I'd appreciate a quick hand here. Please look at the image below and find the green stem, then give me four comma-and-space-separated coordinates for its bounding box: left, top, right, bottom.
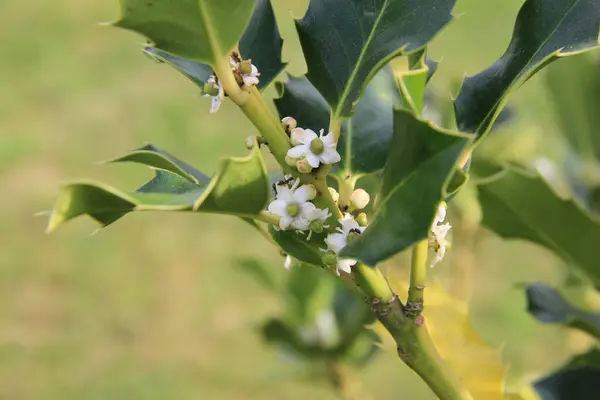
352, 263, 394, 302
377, 298, 473, 400
255, 211, 280, 226
407, 239, 429, 313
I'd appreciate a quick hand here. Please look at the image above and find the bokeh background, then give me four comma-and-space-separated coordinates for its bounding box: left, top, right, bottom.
0, 0, 591, 398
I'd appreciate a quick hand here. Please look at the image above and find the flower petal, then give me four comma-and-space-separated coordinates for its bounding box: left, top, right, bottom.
325, 233, 348, 253
337, 259, 356, 275
306, 152, 321, 168
210, 95, 222, 114
294, 185, 315, 203
277, 187, 294, 203
280, 216, 293, 230
321, 132, 335, 146
287, 145, 308, 159
268, 199, 288, 216
303, 129, 318, 143
319, 149, 341, 165
299, 201, 317, 216
339, 214, 360, 233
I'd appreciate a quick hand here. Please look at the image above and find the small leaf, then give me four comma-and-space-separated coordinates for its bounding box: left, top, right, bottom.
143, 0, 284, 91
455, 0, 600, 138
47, 145, 269, 232
478, 167, 600, 285
342, 110, 471, 265
114, 0, 255, 63
274, 68, 401, 174
526, 283, 600, 339
393, 53, 431, 114
546, 53, 600, 160
534, 348, 600, 400
296, 0, 456, 117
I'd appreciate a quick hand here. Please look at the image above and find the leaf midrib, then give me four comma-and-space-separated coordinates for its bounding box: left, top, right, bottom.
473, 0, 582, 135
333, 0, 389, 117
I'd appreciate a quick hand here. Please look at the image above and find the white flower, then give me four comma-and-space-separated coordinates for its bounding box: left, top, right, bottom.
204, 75, 224, 114
230, 57, 260, 87
286, 128, 341, 168
429, 202, 451, 267
284, 255, 294, 270
268, 179, 317, 230
324, 214, 365, 275
242, 63, 260, 87
304, 208, 331, 240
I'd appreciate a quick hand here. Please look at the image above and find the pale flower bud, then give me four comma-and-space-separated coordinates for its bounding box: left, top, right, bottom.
328, 187, 339, 203
350, 189, 370, 210
285, 155, 298, 167
303, 184, 317, 201
244, 136, 255, 150
280, 117, 297, 134
296, 158, 313, 174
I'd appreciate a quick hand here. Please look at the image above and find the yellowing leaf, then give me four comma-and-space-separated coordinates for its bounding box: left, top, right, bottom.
379, 277, 507, 400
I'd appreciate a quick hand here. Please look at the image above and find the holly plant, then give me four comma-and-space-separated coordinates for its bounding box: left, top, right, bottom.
47, 0, 600, 399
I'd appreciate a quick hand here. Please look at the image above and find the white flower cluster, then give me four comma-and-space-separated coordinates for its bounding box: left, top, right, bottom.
204, 54, 260, 114
322, 213, 366, 275
285, 125, 341, 173
429, 202, 451, 267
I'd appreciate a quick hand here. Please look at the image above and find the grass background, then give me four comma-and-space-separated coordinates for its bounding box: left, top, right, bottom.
0, 0, 589, 398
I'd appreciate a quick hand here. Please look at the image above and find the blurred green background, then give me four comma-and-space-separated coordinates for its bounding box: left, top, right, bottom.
0, 0, 589, 398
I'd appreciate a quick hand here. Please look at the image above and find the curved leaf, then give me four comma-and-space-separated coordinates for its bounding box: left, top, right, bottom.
296, 0, 455, 117
47, 146, 269, 232
455, 0, 600, 137
341, 110, 472, 265
526, 283, 600, 339
143, 0, 284, 91
478, 167, 600, 285
114, 0, 255, 63
270, 227, 324, 266
274, 69, 400, 174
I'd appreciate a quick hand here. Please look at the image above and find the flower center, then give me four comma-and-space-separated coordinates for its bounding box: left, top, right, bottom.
286, 203, 301, 217
238, 60, 253, 75
309, 219, 324, 233
203, 82, 219, 96
321, 251, 338, 266
309, 138, 325, 155
347, 229, 361, 242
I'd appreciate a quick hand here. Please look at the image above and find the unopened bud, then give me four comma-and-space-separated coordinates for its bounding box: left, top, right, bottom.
285, 155, 298, 167
296, 158, 313, 174
356, 212, 368, 227
321, 251, 338, 267
309, 219, 324, 233
328, 187, 339, 203
290, 128, 305, 146
280, 117, 297, 134
309, 138, 325, 155
203, 81, 219, 96
350, 189, 370, 210
238, 60, 253, 75
303, 184, 317, 201
244, 136, 255, 150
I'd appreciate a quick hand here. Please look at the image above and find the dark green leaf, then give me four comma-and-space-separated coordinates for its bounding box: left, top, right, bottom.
47, 145, 269, 232
270, 226, 324, 266
296, 0, 455, 117
143, 0, 284, 91
478, 167, 600, 285
114, 0, 255, 63
526, 283, 600, 339
547, 54, 600, 160
342, 109, 471, 265
455, 0, 600, 138
534, 348, 600, 400
274, 69, 401, 174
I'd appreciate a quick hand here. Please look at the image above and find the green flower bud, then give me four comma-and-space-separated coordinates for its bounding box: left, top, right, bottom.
285, 155, 298, 167
238, 60, 253, 75
309, 138, 325, 155
286, 203, 300, 217
203, 82, 219, 96
309, 219, 324, 233
296, 158, 313, 174
321, 251, 338, 266
356, 212, 368, 227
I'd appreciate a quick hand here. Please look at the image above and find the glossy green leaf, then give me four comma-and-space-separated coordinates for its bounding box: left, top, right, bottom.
296, 0, 455, 117
395, 51, 433, 114
534, 348, 600, 400
143, 0, 284, 91
47, 145, 269, 232
341, 109, 472, 265
455, 0, 600, 137
274, 68, 401, 174
546, 53, 600, 160
478, 167, 600, 285
114, 0, 255, 63
526, 283, 600, 339
270, 226, 325, 266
